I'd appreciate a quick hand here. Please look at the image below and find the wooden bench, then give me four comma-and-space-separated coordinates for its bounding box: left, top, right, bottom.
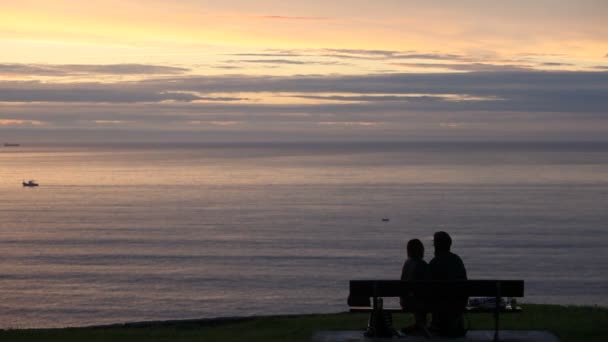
348, 280, 524, 341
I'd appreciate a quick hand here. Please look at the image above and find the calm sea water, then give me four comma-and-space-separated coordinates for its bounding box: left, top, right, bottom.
0, 142, 607, 328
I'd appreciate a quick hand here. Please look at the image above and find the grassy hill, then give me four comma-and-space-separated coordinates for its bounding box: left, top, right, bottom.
1, 304, 606, 342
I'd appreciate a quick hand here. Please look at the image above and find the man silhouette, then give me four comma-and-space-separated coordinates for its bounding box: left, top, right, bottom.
429, 231, 467, 337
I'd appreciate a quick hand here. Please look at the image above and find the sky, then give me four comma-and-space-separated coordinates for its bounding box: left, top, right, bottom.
1, 0, 607, 142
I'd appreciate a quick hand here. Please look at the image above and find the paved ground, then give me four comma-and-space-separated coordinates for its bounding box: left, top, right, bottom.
312, 330, 559, 342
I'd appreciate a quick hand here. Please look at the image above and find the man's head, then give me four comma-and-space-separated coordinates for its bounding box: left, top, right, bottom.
433, 231, 452, 254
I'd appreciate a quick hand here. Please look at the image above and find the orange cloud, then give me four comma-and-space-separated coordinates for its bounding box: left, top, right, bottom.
189, 121, 242, 126
94, 120, 131, 124
318, 121, 380, 127
209, 121, 242, 126
0, 119, 43, 126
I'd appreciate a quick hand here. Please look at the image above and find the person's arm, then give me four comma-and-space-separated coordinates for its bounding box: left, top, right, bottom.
400, 260, 408, 308
400, 260, 408, 280
457, 256, 467, 280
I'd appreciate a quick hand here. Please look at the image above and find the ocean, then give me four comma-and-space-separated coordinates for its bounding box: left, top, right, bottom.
0, 141, 607, 328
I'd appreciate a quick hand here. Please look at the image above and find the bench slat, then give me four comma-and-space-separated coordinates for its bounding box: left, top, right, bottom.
350, 280, 524, 298
348, 306, 523, 313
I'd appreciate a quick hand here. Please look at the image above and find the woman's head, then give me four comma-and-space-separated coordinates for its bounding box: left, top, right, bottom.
407, 239, 424, 259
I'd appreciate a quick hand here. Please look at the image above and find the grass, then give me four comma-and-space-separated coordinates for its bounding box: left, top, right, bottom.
0, 304, 606, 341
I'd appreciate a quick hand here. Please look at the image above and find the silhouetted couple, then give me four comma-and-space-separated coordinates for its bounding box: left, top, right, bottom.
400, 231, 467, 337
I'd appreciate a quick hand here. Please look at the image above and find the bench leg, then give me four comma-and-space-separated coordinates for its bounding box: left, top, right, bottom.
494, 282, 501, 342
494, 310, 499, 341
367, 297, 381, 336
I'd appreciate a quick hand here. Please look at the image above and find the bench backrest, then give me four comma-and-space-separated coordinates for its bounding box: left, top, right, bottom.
350, 280, 524, 298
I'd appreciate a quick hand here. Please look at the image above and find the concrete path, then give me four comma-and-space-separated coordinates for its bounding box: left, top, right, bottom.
312, 330, 559, 342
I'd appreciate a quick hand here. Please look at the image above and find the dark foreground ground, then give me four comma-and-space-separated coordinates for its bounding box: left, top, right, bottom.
1, 304, 606, 342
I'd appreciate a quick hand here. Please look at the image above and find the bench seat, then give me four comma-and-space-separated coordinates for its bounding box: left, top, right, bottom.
348, 305, 523, 313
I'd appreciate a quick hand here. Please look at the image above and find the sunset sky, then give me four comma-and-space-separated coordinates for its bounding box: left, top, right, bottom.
1, 0, 607, 142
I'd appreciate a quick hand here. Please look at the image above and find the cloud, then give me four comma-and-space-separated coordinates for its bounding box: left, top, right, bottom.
0, 84, 246, 103
289, 93, 500, 104
0, 87, 200, 103
392, 53, 465, 60
322, 49, 398, 58
5, 101, 608, 142
541, 62, 573, 66
63, 64, 190, 75
2, 71, 607, 134
313, 50, 469, 62
229, 59, 308, 65
138, 71, 605, 99
211, 65, 243, 70
188, 120, 242, 126
439, 122, 465, 129
0, 119, 43, 126
0, 63, 190, 77
318, 121, 380, 127
389, 62, 531, 72
227, 49, 467, 62
222, 49, 600, 72
227, 49, 393, 63
94, 120, 132, 124
208, 121, 242, 126
194, 96, 249, 102
294, 94, 413, 102
290, 94, 452, 103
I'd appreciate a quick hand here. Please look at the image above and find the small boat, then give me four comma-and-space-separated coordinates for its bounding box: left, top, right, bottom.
381, 218, 390, 222
22, 180, 39, 187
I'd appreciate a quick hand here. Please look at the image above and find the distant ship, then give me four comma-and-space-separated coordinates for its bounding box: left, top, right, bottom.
22, 180, 39, 187
4, 143, 20, 147
381, 218, 390, 222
